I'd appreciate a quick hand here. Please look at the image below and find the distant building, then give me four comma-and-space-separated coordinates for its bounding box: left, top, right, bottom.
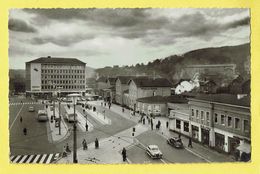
188, 94, 250, 155
25, 56, 86, 97
115, 76, 134, 105
128, 77, 172, 111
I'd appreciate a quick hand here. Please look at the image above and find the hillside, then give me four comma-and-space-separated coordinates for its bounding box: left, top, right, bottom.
96, 43, 250, 83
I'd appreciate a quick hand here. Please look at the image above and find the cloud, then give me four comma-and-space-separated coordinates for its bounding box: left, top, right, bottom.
8, 18, 37, 33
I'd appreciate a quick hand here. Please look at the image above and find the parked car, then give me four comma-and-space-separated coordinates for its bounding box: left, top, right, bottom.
167, 137, 184, 149
28, 106, 35, 112
146, 145, 163, 159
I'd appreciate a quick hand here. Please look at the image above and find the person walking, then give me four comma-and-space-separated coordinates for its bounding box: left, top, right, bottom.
122, 147, 127, 162
20, 116, 23, 123
95, 138, 99, 149
188, 137, 193, 148
85, 123, 89, 132
82, 139, 88, 150
23, 127, 27, 135
66, 143, 71, 153
166, 121, 169, 129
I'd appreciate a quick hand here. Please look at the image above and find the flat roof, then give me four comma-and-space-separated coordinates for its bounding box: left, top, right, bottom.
26, 57, 86, 65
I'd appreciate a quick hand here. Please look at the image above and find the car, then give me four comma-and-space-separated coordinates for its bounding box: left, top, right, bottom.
167, 137, 184, 149
28, 106, 35, 112
146, 145, 163, 159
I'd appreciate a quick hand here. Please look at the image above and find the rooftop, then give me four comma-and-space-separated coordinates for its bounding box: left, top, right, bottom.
106, 77, 117, 85
137, 95, 188, 104
189, 94, 250, 107
116, 76, 135, 84
129, 77, 172, 88
26, 56, 86, 65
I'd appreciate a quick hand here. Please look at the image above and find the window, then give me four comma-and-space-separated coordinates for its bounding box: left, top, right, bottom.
196, 110, 199, 118
191, 109, 194, 116
244, 120, 249, 132
215, 113, 218, 123
176, 119, 181, 129
184, 122, 189, 132
228, 116, 232, 127
235, 118, 240, 129
221, 114, 225, 125
201, 111, 204, 120
206, 112, 209, 121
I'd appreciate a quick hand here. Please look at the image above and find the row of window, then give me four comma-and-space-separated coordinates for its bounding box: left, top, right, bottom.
42, 75, 85, 79
41, 69, 85, 74
41, 80, 85, 85
191, 109, 210, 122
42, 85, 85, 90
214, 113, 249, 132
42, 64, 84, 70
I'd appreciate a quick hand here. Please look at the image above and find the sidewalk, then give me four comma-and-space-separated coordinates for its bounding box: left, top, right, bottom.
46, 105, 69, 143
91, 100, 235, 163
57, 124, 148, 164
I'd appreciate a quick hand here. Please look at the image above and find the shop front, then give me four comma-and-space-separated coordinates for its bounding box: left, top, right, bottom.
191, 125, 199, 141
215, 132, 225, 152
201, 126, 210, 146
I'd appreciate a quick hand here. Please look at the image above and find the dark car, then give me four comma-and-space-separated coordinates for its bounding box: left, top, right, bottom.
167, 137, 184, 149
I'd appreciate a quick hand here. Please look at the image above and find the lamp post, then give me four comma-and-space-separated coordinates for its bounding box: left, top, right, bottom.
67, 93, 81, 163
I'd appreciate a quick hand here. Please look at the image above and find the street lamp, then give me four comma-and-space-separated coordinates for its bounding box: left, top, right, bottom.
67, 93, 81, 163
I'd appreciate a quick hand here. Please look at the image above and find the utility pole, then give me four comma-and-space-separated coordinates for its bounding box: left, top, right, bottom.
57, 86, 63, 135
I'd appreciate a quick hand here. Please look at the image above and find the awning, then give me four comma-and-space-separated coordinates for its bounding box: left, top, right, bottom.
236, 142, 251, 154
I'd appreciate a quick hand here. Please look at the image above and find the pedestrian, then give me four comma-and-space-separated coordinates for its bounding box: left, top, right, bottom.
66, 143, 71, 153
166, 121, 169, 129
122, 147, 127, 162
151, 122, 154, 130
101, 102, 103, 107
85, 123, 89, 132
122, 107, 124, 113
104, 103, 106, 107
82, 139, 88, 150
23, 128, 27, 135
142, 118, 145, 125
188, 137, 193, 148
95, 138, 99, 149
20, 116, 23, 123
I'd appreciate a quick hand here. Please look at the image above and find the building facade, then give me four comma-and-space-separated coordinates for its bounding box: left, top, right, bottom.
128, 77, 172, 110
188, 94, 250, 154
25, 56, 86, 97
115, 76, 133, 105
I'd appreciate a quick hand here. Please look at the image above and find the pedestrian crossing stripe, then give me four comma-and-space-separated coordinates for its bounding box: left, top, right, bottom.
10, 153, 61, 164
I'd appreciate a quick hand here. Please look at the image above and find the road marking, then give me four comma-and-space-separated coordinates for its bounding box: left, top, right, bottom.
18, 155, 28, 163
25, 155, 34, 163
45, 154, 54, 164
184, 147, 211, 162
39, 154, 47, 163
12, 155, 22, 163
31, 155, 41, 163
10, 104, 24, 130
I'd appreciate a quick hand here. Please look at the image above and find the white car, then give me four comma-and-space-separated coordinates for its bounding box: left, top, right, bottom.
28, 106, 35, 112
146, 145, 163, 159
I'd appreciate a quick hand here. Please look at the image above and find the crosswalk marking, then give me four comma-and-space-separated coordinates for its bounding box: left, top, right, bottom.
10, 153, 61, 164
32, 155, 41, 163
26, 155, 34, 163
45, 154, 53, 164
18, 155, 28, 163
39, 154, 47, 163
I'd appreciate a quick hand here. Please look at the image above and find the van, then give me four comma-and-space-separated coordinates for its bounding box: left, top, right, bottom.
37, 110, 48, 122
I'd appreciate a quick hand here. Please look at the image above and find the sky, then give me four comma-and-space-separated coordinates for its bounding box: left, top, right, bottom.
9, 8, 250, 69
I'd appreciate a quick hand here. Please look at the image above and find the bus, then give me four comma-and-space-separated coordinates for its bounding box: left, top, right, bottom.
37, 110, 48, 122
65, 108, 78, 123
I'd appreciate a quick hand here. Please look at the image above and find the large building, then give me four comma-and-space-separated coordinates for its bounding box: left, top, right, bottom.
25, 56, 86, 97
188, 94, 250, 155
115, 76, 134, 105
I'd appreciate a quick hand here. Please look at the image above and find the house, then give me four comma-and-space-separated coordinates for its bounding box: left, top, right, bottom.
106, 77, 117, 102
115, 76, 134, 105
128, 77, 172, 111
96, 76, 109, 98
137, 95, 187, 117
